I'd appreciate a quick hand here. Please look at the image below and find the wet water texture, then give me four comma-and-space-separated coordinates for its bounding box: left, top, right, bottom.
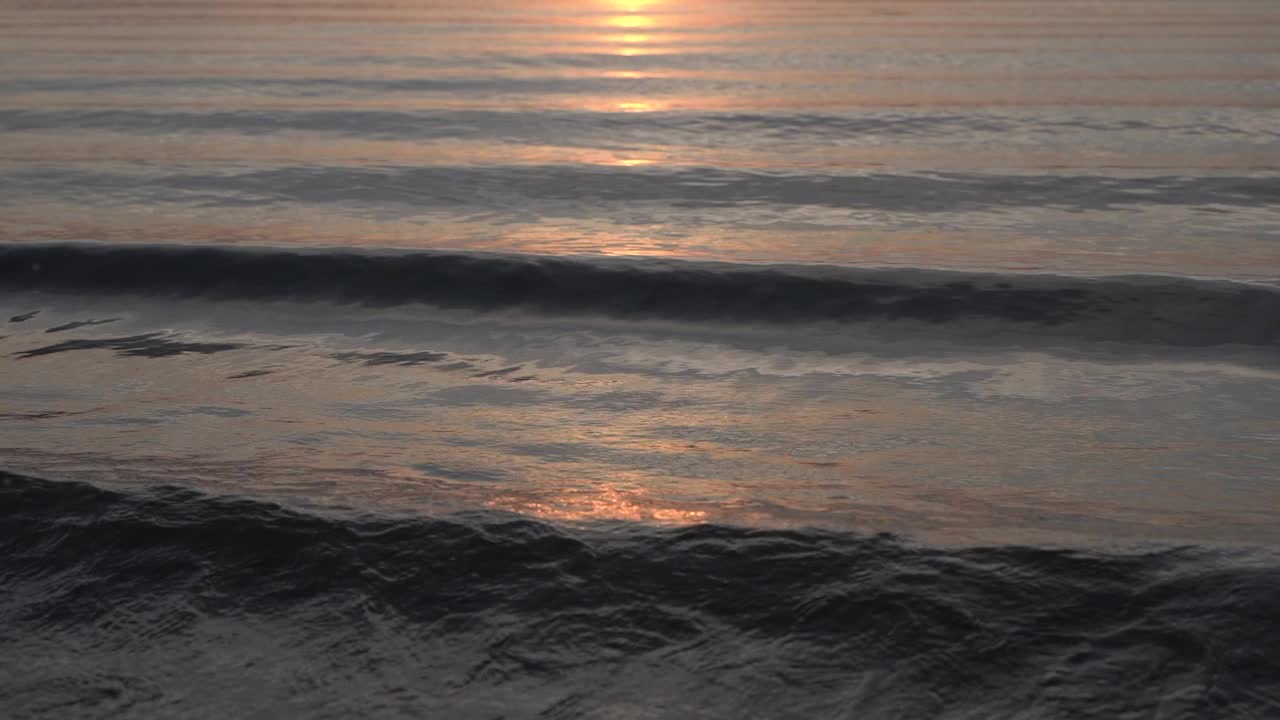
1, 1, 1279, 718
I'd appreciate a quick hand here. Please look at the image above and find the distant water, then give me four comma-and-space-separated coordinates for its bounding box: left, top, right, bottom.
2, 1, 1279, 718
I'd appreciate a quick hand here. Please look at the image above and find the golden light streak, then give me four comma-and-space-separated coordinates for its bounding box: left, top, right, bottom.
488, 487, 709, 525
598, 0, 663, 57
615, 100, 663, 112
605, 14, 657, 29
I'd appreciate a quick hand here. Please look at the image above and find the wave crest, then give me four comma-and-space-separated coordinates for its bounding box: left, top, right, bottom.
3, 243, 1279, 347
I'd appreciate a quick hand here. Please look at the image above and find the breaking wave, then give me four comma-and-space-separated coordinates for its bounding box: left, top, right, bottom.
2, 470, 1277, 718
2, 242, 1279, 347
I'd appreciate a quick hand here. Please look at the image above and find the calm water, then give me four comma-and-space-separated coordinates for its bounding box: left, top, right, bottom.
3, 0, 1279, 276
2, 1, 1279, 718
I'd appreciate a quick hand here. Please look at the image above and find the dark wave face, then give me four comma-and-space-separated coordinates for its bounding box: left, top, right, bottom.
11, 166, 1279, 213
5, 108, 1273, 141
2, 471, 1277, 719
3, 242, 1279, 348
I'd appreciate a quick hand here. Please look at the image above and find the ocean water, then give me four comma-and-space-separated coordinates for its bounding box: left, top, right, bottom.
2, 1, 1279, 717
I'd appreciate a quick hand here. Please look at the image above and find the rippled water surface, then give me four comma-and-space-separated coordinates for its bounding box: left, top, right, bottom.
2, 1, 1279, 718
3, 0, 1278, 275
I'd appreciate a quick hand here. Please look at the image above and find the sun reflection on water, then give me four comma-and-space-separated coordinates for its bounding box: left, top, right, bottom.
606, 14, 657, 29
600, 0, 664, 57
489, 486, 710, 525
615, 100, 662, 112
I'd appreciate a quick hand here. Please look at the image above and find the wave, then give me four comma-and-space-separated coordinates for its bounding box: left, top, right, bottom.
3, 242, 1280, 347
9, 165, 1278, 212
2, 469, 1277, 718
0, 108, 1268, 142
